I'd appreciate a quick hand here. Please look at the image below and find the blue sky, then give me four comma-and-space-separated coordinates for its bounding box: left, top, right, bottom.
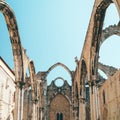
0, 0, 119, 84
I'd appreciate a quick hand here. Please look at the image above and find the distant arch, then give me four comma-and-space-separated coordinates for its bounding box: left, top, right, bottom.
46, 62, 73, 79
0, 1, 24, 83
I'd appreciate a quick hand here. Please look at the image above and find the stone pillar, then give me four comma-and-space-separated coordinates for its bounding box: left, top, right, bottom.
14, 81, 24, 120
88, 81, 94, 120
95, 85, 99, 120
70, 104, 73, 120
89, 78, 99, 120
32, 102, 38, 120
79, 97, 86, 120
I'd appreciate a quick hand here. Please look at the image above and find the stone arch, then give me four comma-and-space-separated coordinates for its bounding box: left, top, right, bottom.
77, 0, 120, 120
100, 24, 120, 46
49, 89, 72, 105
0, 1, 24, 83
91, 0, 113, 76
98, 62, 118, 78
23, 58, 36, 87
98, 63, 109, 78
91, 0, 120, 76
46, 62, 73, 79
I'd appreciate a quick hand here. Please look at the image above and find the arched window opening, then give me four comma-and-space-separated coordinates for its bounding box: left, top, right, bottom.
60, 113, 63, 120
85, 85, 90, 102
56, 113, 63, 120
75, 83, 79, 99
103, 90, 106, 104
56, 113, 59, 120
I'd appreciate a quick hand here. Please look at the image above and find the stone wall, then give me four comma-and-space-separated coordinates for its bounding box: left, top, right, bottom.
98, 70, 120, 120
47, 79, 72, 120
49, 94, 70, 120
0, 57, 15, 120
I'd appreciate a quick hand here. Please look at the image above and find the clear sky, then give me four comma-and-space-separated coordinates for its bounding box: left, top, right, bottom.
0, 0, 119, 84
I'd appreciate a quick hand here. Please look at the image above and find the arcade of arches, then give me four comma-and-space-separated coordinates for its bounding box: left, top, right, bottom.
0, 0, 120, 120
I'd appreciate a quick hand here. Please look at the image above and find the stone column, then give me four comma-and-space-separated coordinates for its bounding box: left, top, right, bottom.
88, 81, 94, 120
14, 81, 24, 120
79, 97, 86, 120
89, 78, 99, 120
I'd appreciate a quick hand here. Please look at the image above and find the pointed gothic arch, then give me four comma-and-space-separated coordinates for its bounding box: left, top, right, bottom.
0, 2, 24, 120
46, 62, 73, 79
91, 0, 120, 77
91, 0, 112, 76
0, 1, 24, 83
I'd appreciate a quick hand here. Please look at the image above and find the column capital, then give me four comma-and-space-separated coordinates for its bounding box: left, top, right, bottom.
88, 80, 98, 87
15, 81, 25, 89
79, 96, 86, 104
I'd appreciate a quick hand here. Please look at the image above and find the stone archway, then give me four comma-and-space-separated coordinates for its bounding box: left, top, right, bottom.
46, 62, 73, 79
